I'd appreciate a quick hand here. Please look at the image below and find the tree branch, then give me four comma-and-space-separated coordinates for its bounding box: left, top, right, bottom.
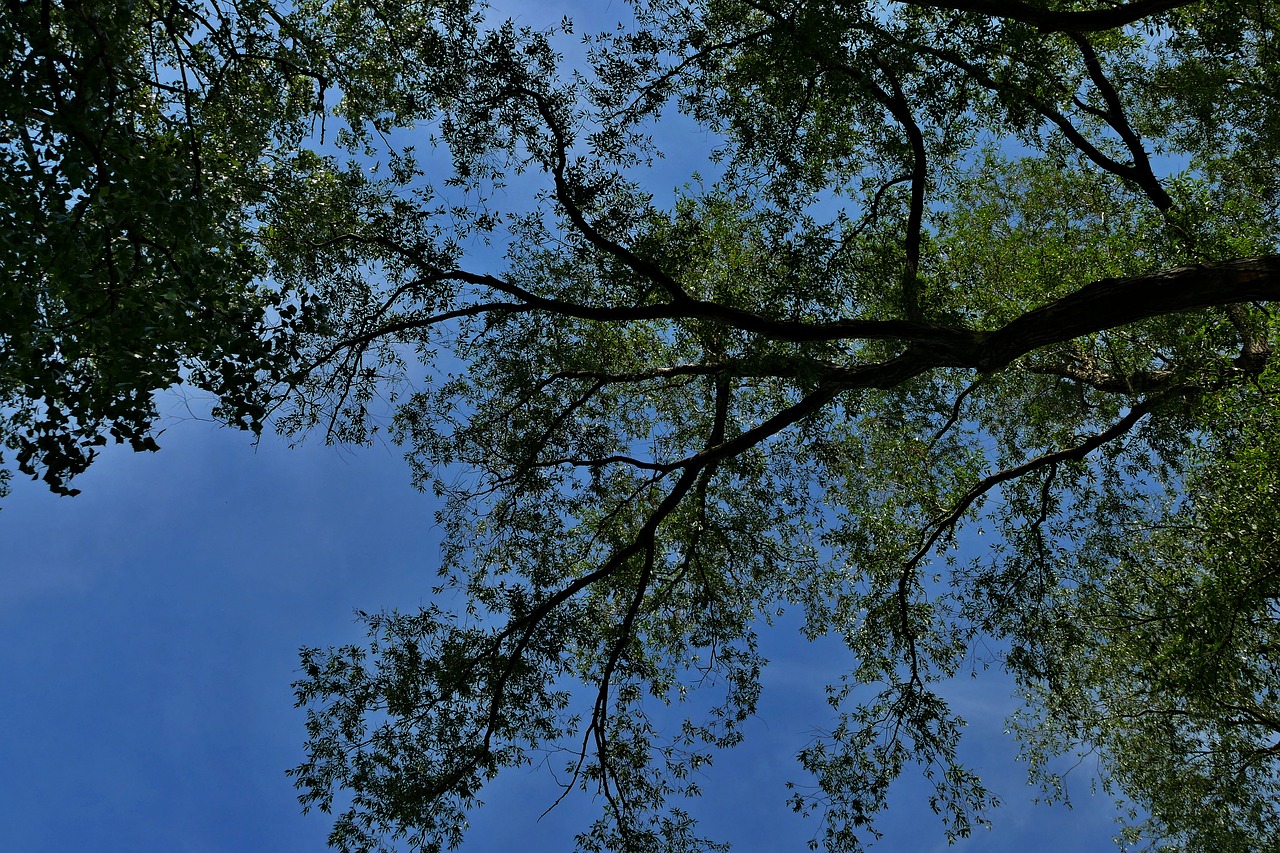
974, 256, 1280, 371
1066, 32, 1173, 211
517, 85, 694, 304
888, 0, 1195, 31
865, 57, 928, 321
906, 394, 1163, 573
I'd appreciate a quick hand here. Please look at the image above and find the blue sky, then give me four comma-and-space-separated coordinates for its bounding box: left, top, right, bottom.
3, 401, 1126, 851
2, 1, 1143, 849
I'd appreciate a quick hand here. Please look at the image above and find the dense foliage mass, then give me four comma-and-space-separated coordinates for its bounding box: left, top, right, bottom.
10, 0, 1280, 850
1, 0, 318, 494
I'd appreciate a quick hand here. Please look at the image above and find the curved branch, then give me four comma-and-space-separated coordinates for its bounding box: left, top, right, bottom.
1066, 32, 1173, 211
906, 394, 1163, 572
865, 57, 928, 321
886, 36, 1146, 191
314, 301, 532, 367
517, 85, 694, 303
320, 232, 982, 346
926, 378, 982, 452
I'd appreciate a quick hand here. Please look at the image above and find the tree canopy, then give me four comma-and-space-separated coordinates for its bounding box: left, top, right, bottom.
10, 0, 1280, 850
1, 0, 319, 494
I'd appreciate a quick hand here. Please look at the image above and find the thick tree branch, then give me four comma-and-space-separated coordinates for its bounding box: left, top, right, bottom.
317, 224, 1280, 412
888, 0, 1196, 31
1027, 362, 1177, 394
320, 256, 1280, 421
1226, 303, 1274, 371
973, 256, 1280, 371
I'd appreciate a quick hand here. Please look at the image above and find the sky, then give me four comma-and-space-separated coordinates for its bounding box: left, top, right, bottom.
3, 1, 1143, 850
2, 400, 1128, 853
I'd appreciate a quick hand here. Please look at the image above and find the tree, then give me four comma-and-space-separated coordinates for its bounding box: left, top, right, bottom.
1015, 381, 1280, 850
12, 0, 1280, 849
1, 0, 320, 495
266, 1, 1280, 849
